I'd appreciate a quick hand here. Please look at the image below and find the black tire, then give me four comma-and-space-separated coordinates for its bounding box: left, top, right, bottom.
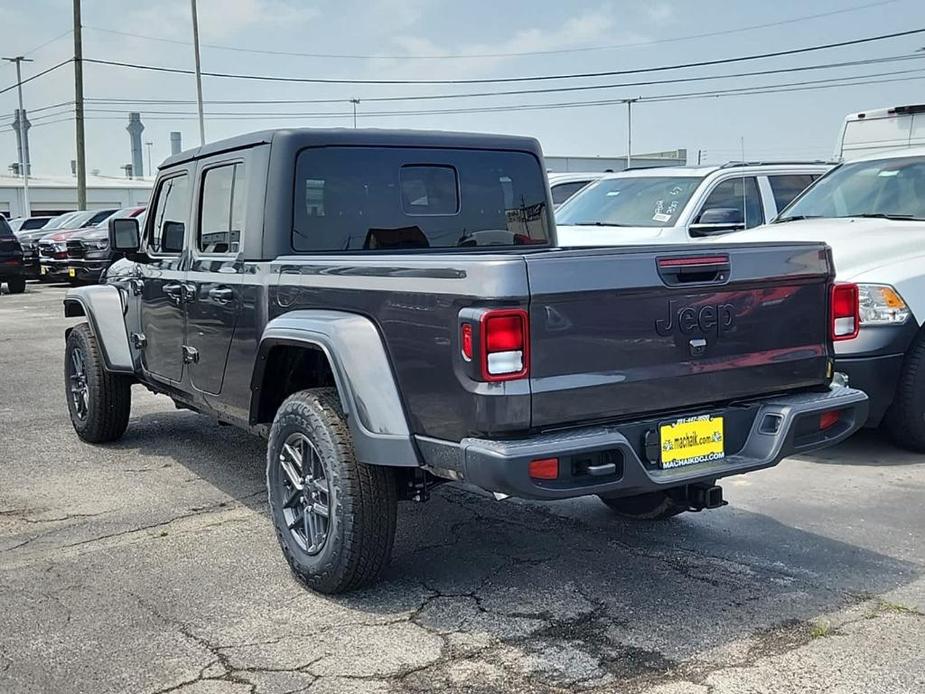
65, 323, 132, 443
7, 277, 26, 294
267, 388, 397, 594
884, 329, 925, 452
598, 491, 688, 520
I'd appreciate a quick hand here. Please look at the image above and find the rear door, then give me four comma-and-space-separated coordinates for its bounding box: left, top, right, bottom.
185, 157, 247, 395
138, 171, 192, 383
526, 244, 833, 429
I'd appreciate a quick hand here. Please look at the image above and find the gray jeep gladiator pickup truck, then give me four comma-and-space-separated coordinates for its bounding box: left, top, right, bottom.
62, 128, 868, 593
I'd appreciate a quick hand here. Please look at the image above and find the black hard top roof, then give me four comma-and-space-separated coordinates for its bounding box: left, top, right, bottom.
159, 128, 543, 169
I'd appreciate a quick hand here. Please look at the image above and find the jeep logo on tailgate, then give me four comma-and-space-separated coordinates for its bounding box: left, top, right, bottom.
655, 301, 736, 337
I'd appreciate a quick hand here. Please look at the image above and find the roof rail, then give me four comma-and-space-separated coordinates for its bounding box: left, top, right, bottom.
718, 160, 837, 168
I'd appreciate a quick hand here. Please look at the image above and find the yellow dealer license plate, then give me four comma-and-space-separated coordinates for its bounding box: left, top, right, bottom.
659, 415, 724, 469
40, 266, 47, 275
68, 267, 76, 278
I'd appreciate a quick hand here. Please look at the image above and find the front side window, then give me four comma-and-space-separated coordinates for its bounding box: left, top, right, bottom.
768, 175, 818, 215
551, 180, 591, 206
779, 157, 925, 221
292, 147, 550, 251
199, 163, 246, 253
556, 176, 704, 228
148, 174, 190, 254
696, 176, 764, 229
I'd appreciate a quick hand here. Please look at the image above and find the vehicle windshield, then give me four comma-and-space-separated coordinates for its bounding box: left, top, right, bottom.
555, 175, 705, 228
44, 213, 79, 230
778, 156, 925, 222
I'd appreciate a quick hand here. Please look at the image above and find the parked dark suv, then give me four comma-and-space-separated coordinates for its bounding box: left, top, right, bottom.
0, 216, 26, 294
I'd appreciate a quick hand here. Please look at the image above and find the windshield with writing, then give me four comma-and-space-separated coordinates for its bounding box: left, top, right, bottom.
555, 176, 705, 228
780, 156, 925, 221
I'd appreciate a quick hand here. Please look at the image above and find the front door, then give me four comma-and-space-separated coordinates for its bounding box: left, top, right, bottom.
139, 172, 192, 383
185, 161, 247, 395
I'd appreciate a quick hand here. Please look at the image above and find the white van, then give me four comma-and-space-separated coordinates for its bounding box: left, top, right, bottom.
836, 104, 925, 161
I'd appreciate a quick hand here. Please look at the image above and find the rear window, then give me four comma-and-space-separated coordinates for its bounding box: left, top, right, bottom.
292, 146, 550, 252
21, 218, 50, 230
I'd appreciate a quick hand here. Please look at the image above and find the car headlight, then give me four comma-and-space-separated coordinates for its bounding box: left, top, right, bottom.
858, 284, 911, 326
92, 240, 109, 250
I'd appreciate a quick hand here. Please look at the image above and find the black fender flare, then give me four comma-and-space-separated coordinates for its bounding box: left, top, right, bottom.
63, 286, 134, 374
251, 310, 419, 467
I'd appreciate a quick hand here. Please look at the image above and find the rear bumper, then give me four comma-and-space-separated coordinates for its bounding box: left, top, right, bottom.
417, 384, 868, 500
835, 354, 903, 426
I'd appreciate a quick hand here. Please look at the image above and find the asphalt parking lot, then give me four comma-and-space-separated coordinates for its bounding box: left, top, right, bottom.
0, 282, 923, 694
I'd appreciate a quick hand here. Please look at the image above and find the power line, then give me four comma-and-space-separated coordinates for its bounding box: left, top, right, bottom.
82, 27, 925, 86
82, 53, 925, 108
72, 70, 925, 122
0, 59, 72, 96
82, 0, 902, 61
23, 29, 73, 57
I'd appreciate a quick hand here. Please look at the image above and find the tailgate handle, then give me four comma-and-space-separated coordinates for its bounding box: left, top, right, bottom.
657, 254, 729, 286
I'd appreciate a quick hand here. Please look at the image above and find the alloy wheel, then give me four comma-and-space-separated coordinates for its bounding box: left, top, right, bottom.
69, 347, 89, 420
279, 432, 331, 555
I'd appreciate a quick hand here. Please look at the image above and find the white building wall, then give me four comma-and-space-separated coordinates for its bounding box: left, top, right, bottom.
0, 176, 153, 218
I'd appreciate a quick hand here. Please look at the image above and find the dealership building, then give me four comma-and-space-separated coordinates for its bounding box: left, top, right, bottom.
0, 174, 153, 219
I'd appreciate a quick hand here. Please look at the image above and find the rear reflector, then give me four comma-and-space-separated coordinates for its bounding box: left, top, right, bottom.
460, 323, 473, 361
481, 309, 529, 381
831, 283, 860, 341
528, 458, 559, 480
819, 410, 841, 430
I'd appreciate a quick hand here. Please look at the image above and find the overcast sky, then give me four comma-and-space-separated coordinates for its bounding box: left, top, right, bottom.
1, 0, 924, 178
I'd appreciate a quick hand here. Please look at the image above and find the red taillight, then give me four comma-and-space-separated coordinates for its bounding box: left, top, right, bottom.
831, 283, 860, 341
480, 309, 529, 381
461, 323, 473, 361
819, 410, 841, 430
528, 457, 558, 480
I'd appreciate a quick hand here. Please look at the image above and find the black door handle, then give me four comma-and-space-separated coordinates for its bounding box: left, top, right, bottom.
208, 286, 234, 304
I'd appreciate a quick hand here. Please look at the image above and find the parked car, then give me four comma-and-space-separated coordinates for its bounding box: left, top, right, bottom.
548, 172, 606, 208
65, 206, 146, 284
39, 209, 119, 282
555, 162, 830, 246
723, 147, 925, 450
9, 216, 53, 233
0, 215, 26, 294
62, 128, 866, 593
836, 103, 925, 161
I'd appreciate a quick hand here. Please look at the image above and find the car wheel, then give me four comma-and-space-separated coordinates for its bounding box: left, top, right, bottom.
267, 388, 397, 594
7, 277, 26, 294
65, 323, 132, 443
597, 490, 688, 520
884, 329, 925, 452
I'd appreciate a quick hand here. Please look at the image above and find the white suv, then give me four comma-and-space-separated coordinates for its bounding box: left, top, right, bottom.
555, 162, 830, 246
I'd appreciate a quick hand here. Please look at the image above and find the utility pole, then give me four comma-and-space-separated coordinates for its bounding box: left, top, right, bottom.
73, 0, 87, 209
625, 98, 638, 170
190, 0, 206, 145
3, 56, 32, 217
145, 140, 153, 177
350, 99, 360, 128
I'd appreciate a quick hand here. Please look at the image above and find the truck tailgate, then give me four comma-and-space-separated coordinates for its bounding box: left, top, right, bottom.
526, 243, 833, 429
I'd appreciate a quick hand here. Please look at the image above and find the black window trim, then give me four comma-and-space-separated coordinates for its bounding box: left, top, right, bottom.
145, 171, 191, 259
196, 158, 246, 258
288, 143, 554, 255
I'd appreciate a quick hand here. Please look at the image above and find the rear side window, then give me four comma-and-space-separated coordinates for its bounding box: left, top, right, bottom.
22, 218, 49, 230
768, 174, 818, 213
199, 163, 247, 253
0, 217, 12, 238
147, 174, 190, 254
292, 147, 550, 251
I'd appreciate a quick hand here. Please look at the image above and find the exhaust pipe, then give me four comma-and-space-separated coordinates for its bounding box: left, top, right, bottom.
686, 484, 726, 511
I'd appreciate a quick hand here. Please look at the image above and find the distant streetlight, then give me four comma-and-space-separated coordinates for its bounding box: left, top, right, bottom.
3, 56, 33, 216
350, 98, 360, 128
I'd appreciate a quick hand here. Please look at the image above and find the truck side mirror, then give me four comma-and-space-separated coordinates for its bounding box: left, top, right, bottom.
689, 207, 746, 237
109, 217, 140, 253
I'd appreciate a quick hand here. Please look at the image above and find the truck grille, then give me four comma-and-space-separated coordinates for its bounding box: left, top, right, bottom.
39, 242, 66, 260
67, 240, 87, 260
